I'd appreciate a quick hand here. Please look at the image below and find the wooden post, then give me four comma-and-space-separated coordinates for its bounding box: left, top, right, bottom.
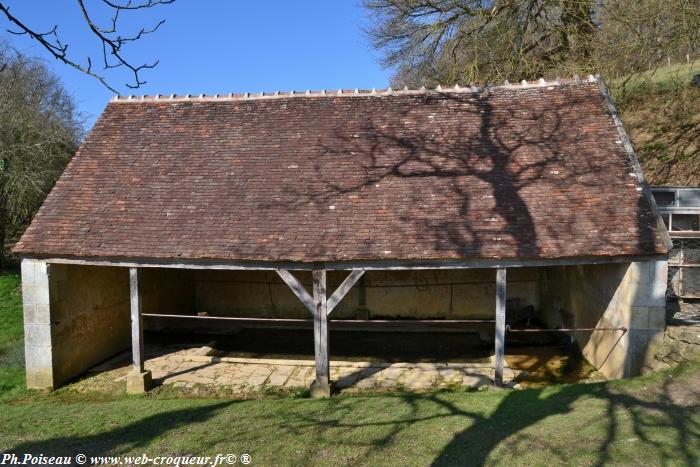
130, 267, 144, 373
679, 241, 685, 297
311, 269, 330, 397
494, 267, 507, 386
276, 269, 315, 315
127, 267, 151, 393
327, 269, 364, 314
276, 268, 363, 397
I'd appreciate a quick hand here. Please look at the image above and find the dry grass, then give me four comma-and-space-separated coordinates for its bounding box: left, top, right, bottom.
614, 62, 700, 186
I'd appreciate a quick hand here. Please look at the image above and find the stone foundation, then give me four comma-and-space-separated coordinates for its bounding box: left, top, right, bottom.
126, 370, 153, 394
644, 324, 700, 372
67, 343, 515, 394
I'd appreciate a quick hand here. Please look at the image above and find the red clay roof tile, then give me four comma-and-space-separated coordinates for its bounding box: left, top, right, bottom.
14, 80, 667, 263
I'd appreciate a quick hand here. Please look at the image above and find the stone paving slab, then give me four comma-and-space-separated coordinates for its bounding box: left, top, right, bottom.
71, 344, 516, 395
186, 354, 496, 369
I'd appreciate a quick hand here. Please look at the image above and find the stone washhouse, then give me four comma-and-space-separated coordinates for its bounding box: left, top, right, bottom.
14, 76, 671, 397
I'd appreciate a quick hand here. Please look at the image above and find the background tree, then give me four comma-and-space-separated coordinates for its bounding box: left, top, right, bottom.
365, 0, 700, 87
0, 44, 82, 268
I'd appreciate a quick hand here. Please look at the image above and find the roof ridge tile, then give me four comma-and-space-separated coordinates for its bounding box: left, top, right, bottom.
110, 75, 600, 103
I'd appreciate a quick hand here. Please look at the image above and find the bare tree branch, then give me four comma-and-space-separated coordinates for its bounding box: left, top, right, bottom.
0, 0, 174, 92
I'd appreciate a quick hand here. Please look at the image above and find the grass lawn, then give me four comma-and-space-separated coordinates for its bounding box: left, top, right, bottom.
1, 270, 699, 466
0, 272, 26, 398
610, 60, 699, 101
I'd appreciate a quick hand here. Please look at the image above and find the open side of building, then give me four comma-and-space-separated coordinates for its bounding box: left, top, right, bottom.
15, 77, 671, 395
652, 186, 700, 303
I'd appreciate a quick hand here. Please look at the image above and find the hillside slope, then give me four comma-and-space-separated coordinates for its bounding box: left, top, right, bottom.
616, 63, 699, 186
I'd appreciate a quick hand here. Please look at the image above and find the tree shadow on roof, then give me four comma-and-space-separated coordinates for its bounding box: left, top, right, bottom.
256, 88, 640, 262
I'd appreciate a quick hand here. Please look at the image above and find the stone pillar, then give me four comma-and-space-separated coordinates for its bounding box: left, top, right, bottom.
626, 260, 668, 376
22, 258, 54, 389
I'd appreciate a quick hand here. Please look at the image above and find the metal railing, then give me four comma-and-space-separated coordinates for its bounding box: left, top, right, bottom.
667, 238, 700, 300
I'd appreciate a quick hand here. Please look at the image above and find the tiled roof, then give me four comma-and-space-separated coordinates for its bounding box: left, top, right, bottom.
14, 78, 668, 263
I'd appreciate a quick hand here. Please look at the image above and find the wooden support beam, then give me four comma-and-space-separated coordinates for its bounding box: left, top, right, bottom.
276, 268, 365, 396
38, 253, 667, 272
327, 270, 365, 315
129, 267, 145, 373
494, 267, 507, 386
311, 269, 330, 396
275, 269, 315, 315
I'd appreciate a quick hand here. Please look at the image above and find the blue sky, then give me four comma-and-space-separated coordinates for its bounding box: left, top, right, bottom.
0, 1, 390, 127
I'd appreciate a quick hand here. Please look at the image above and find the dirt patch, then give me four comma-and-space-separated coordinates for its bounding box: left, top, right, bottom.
508, 346, 605, 388
662, 368, 700, 407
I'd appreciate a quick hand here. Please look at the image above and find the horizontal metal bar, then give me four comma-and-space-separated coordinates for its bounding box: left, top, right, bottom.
506, 325, 627, 333
142, 313, 308, 322
142, 313, 496, 324
659, 209, 700, 214
191, 278, 542, 287
336, 319, 497, 324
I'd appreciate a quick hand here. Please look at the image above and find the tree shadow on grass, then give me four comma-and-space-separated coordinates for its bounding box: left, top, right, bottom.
434, 376, 700, 465
282, 369, 699, 466
6, 401, 233, 458
3, 372, 699, 464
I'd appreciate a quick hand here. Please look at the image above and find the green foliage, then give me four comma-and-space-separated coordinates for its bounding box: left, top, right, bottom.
0, 272, 22, 355
0, 43, 82, 263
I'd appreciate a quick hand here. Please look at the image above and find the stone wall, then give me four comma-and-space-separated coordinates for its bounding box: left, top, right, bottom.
49, 264, 131, 386
188, 268, 541, 320
644, 324, 700, 372
140, 268, 194, 331
22, 260, 131, 389
539, 260, 667, 378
